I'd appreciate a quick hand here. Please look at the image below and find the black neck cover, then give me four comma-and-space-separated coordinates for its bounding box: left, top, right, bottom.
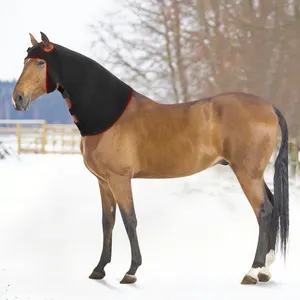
25, 43, 133, 136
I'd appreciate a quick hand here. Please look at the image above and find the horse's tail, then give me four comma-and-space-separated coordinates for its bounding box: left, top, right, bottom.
273, 106, 289, 257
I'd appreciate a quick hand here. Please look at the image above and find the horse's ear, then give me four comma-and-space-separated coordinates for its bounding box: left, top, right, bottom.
40, 31, 51, 50
29, 33, 38, 46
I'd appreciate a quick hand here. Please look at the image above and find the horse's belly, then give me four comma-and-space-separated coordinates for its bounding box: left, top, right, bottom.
133, 144, 218, 179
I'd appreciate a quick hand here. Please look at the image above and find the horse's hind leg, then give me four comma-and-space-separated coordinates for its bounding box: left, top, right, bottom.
89, 179, 116, 280
231, 169, 274, 284
256, 182, 276, 282
108, 174, 142, 284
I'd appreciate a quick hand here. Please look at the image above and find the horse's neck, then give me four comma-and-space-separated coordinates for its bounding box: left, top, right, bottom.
57, 47, 134, 136
58, 49, 106, 96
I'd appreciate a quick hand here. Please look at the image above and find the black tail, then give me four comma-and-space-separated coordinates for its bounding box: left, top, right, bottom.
273, 106, 289, 257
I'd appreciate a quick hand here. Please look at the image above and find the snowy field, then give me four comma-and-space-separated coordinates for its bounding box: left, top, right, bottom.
0, 154, 300, 300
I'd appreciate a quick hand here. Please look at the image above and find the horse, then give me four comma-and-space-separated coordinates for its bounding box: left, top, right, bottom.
12, 32, 289, 285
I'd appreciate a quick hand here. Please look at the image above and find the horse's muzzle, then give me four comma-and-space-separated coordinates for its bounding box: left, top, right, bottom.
12, 94, 30, 112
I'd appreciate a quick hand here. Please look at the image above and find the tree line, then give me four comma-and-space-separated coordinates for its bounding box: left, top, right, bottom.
91, 0, 300, 138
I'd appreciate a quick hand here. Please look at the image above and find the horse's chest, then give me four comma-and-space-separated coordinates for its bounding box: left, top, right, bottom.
80, 138, 109, 180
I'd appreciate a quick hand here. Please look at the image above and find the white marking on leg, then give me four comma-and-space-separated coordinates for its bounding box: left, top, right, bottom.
245, 267, 261, 281
259, 250, 275, 278
110, 206, 114, 213
265, 250, 275, 267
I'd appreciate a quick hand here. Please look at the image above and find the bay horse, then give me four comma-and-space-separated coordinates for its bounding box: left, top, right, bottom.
12, 32, 289, 285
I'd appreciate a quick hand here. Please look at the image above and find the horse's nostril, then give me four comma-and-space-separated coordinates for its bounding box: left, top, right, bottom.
16, 94, 23, 102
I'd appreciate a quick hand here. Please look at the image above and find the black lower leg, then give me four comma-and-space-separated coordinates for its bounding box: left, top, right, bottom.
89, 193, 116, 280
92, 208, 116, 274
252, 187, 274, 268
264, 182, 277, 252
120, 204, 142, 278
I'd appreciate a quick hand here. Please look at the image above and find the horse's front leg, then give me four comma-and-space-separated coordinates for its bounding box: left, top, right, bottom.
108, 174, 142, 284
89, 179, 116, 280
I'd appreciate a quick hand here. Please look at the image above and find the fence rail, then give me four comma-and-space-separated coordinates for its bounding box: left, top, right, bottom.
0, 120, 81, 154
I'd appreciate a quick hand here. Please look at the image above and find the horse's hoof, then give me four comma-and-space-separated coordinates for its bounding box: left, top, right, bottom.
258, 272, 271, 282
89, 270, 105, 280
241, 275, 258, 285
120, 273, 137, 284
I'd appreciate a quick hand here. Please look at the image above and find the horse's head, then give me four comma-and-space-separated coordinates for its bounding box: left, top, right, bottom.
13, 32, 56, 111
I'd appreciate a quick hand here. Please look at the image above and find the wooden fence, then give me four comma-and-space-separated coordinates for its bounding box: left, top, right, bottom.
0, 120, 81, 154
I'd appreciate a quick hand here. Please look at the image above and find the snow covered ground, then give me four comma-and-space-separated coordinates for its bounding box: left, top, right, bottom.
0, 154, 300, 300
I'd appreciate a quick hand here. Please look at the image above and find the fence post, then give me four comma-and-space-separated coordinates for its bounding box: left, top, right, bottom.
16, 123, 21, 154
296, 140, 299, 182
41, 123, 47, 154
289, 140, 297, 178
72, 127, 76, 154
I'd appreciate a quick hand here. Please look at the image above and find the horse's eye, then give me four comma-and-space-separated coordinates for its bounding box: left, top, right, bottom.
37, 60, 45, 66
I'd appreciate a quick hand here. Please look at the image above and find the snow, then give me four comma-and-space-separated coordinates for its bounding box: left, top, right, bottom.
0, 154, 300, 299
